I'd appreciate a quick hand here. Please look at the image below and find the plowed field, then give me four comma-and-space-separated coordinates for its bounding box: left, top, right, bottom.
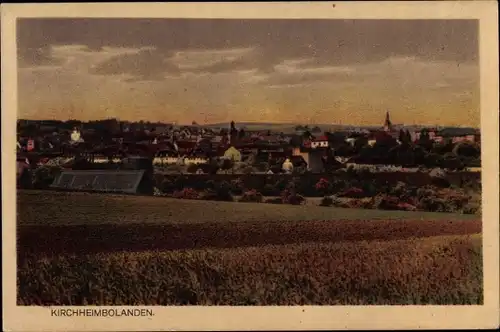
16, 190, 483, 305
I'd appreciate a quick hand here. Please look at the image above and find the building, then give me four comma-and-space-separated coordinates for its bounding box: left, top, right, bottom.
382, 111, 400, 139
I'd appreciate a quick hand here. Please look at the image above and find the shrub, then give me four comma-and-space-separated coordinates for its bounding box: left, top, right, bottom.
281, 189, 306, 205
159, 178, 176, 194
463, 204, 479, 215
201, 181, 233, 202
206, 180, 216, 190
164, 164, 184, 174
390, 181, 408, 197
396, 202, 417, 212
319, 196, 334, 207
255, 162, 270, 172
32, 166, 63, 189
230, 179, 244, 195
431, 177, 451, 188
273, 179, 288, 192
292, 166, 307, 174
361, 181, 378, 197
186, 164, 199, 174
339, 187, 365, 199
417, 196, 447, 212
375, 195, 401, 210
239, 190, 263, 203
440, 189, 470, 212
241, 165, 257, 175
172, 188, 200, 200
261, 184, 278, 196
315, 178, 332, 196
265, 197, 283, 204
417, 186, 436, 199
153, 187, 165, 197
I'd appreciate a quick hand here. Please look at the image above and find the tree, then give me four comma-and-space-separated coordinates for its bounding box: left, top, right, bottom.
398, 129, 412, 145
441, 152, 465, 170
424, 152, 443, 168
295, 125, 304, 131
453, 142, 480, 159
334, 142, 355, 157
311, 126, 322, 133
417, 129, 433, 152
432, 139, 454, 155
302, 130, 313, 140
353, 136, 369, 154
238, 128, 245, 139
405, 129, 412, 143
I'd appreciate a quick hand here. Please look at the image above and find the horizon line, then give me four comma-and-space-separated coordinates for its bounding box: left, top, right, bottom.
17, 118, 480, 130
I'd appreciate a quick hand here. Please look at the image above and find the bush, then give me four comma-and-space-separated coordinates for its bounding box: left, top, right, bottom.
463, 204, 479, 215
390, 181, 408, 197
361, 181, 378, 197
172, 188, 200, 200
206, 180, 216, 190
159, 178, 177, 193
319, 196, 334, 207
153, 187, 165, 197
239, 190, 263, 203
241, 165, 257, 175
164, 164, 184, 174
375, 195, 401, 210
292, 166, 307, 174
281, 189, 306, 205
417, 186, 436, 200
265, 197, 283, 204
32, 166, 63, 189
261, 184, 278, 196
186, 164, 199, 174
338, 187, 366, 199
439, 188, 470, 212
230, 179, 244, 195
201, 181, 233, 202
396, 202, 417, 212
315, 178, 332, 196
417, 196, 447, 212
255, 162, 270, 172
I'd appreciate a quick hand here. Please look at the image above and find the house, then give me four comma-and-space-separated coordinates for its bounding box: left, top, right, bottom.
452, 135, 476, 144
223, 146, 242, 162
310, 136, 329, 149
291, 143, 327, 173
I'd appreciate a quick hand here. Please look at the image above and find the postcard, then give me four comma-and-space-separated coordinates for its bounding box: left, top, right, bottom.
2, 2, 499, 331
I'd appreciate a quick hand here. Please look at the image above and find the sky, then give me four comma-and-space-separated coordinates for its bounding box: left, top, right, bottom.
16, 18, 479, 127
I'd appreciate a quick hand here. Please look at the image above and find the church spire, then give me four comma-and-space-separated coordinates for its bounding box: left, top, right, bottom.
384, 111, 392, 131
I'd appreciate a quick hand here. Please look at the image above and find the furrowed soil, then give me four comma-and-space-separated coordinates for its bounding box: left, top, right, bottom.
16, 190, 483, 305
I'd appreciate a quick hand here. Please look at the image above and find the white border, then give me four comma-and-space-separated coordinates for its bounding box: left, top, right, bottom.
2, 2, 499, 331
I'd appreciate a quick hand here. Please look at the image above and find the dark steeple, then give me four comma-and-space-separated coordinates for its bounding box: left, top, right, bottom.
384, 111, 393, 131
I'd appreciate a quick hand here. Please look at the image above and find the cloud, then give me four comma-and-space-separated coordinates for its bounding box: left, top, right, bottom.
170, 47, 254, 70
17, 46, 64, 68
15, 19, 480, 126
89, 47, 179, 82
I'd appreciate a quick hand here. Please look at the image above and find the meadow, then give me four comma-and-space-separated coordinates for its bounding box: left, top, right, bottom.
17, 190, 483, 305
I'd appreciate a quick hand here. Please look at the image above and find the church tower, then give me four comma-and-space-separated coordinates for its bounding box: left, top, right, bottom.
383, 111, 393, 132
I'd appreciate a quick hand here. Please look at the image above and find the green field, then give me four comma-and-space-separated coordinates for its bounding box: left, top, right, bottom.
18, 190, 478, 226
17, 190, 482, 305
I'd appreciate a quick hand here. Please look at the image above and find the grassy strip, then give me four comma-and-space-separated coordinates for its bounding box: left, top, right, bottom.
17, 234, 482, 305
18, 190, 478, 226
